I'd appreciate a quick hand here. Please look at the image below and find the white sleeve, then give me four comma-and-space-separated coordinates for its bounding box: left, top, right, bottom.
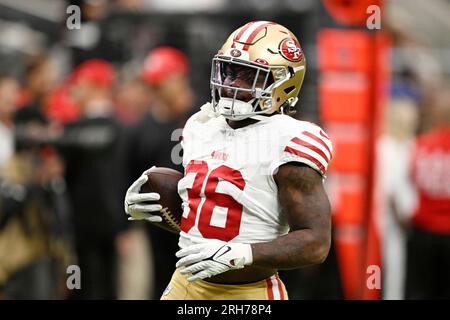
270, 123, 333, 177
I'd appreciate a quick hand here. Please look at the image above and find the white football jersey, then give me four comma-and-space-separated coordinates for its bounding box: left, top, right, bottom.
177, 106, 332, 249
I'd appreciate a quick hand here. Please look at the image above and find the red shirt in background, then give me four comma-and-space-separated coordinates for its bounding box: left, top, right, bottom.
411, 126, 450, 234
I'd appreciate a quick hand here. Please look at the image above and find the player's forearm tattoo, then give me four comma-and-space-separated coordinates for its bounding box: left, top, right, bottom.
251, 163, 331, 269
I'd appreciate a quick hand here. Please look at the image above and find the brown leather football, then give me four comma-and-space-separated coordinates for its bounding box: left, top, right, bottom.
141, 166, 183, 234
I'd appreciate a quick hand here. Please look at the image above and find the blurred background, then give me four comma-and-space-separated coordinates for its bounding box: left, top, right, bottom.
0, 0, 449, 300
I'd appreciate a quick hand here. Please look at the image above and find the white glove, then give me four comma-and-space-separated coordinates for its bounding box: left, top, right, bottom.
175, 239, 253, 282
124, 171, 162, 223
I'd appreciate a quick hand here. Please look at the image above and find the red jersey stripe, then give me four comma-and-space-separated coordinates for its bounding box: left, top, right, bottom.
302, 131, 331, 157
284, 146, 326, 174
242, 22, 275, 51
291, 136, 330, 162
266, 278, 274, 300
232, 22, 255, 48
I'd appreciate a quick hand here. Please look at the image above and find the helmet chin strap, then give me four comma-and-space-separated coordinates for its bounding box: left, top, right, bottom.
217, 99, 276, 122
217, 97, 255, 120
217, 96, 298, 122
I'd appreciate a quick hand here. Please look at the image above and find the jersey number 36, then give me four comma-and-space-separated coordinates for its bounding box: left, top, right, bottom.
181, 160, 246, 241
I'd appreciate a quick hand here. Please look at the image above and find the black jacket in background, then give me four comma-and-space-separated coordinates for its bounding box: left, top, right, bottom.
126, 113, 186, 181
57, 116, 128, 242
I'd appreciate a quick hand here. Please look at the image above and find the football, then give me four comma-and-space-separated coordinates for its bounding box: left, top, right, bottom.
141, 166, 184, 234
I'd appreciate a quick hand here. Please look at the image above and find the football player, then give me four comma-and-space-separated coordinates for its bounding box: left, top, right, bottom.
125, 21, 333, 300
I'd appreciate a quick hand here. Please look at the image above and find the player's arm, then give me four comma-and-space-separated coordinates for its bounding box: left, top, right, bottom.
175, 162, 331, 281
251, 162, 331, 269
176, 126, 333, 281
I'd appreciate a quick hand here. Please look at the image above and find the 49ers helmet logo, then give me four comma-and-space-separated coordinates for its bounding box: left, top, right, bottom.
279, 38, 303, 62
230, 49, 242, 57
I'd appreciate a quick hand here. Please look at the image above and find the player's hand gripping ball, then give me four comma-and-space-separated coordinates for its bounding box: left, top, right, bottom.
125, 166, 183, 233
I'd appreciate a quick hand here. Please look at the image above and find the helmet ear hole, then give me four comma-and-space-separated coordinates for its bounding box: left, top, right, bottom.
284, 86, 296, 95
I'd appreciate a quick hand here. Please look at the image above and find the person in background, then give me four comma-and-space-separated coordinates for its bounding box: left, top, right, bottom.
379, 98, 418, 300
0, 74, 72, 299
14, 54, 56, 126
125, 47, 194, 299
11, 53, 67, 194
113, 75, 156, 299
11, 54, 76, 297
114, 77, 151, 126
405, 88, 450, 299
55, 59, 128, 299
44, 85, 80, 125
128, 46, 194, 177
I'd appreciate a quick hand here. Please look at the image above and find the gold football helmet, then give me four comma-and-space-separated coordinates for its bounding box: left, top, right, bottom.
210, 21, 306, 120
